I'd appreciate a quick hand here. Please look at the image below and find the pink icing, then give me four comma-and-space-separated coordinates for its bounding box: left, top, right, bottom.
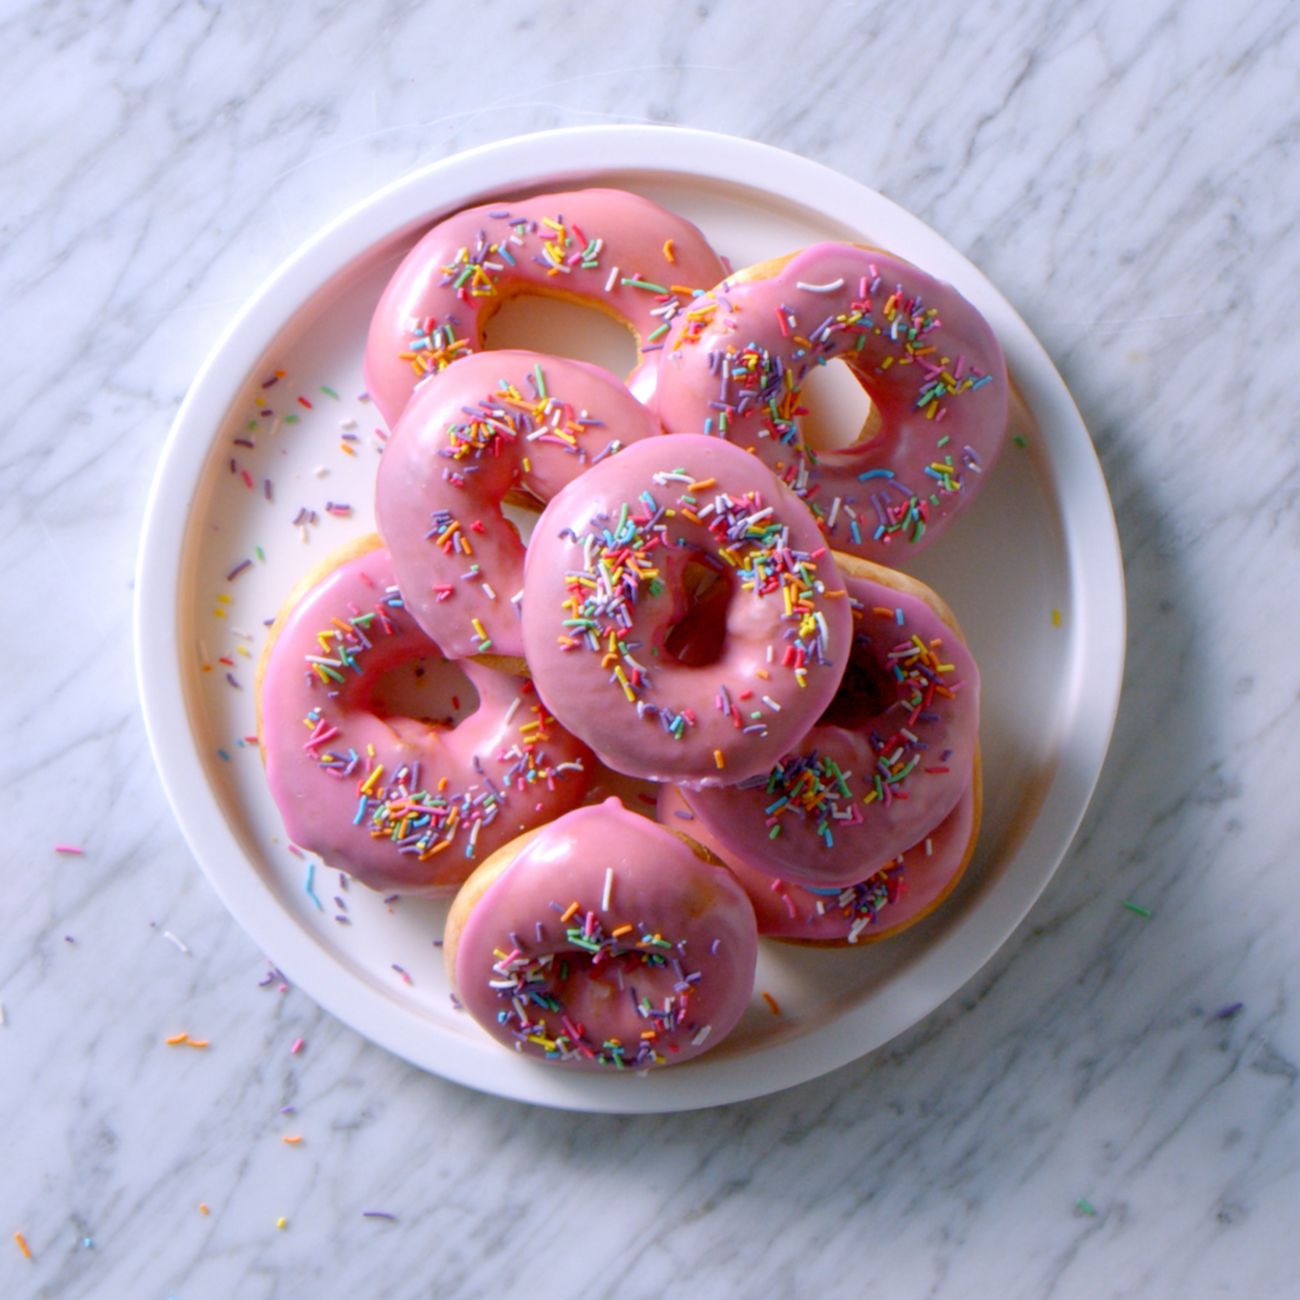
678, 567, 980, 888
375, 350, 663, 661
452, 798, 758, 1069
659, 783, 975, 943
259, 544, 593, 895
520, 434, 853, 788
654, 242, 1008, 562
364, 188, 727, 429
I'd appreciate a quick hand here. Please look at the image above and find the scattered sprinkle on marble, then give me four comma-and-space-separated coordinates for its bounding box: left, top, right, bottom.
363, 1210, 397, 1221
162, 930, 190, 955
290, 1037, 305, 1055
53, 844, 84, 856
1076, 1197, 1097, 1216
761, 991, 782, 1016
1122, 900, 1151, 919
282, 1135, 303, 1146
13, 1231, 31, 1260
275, 1216, 288, 1230
1051, 608, 1063, 627
1214, 1002, 1244, 1020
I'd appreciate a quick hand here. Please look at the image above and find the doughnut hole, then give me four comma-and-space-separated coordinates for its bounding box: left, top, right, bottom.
482, 291, 639, 379
799, 360, 881, 453
354, 650, 481, 732
663, 560, 734, 668
816, 635, 892, 730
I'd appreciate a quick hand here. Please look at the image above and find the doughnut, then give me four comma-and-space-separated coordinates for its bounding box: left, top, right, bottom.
445, 798, 758, 1069
257, 537, 593, 895
654, 241, 1009, 562
658, 774, 979, 945
519, 433, 853, 788
364, 188, 728, 428
676, 552, 980, 888
375, 350, 663, 664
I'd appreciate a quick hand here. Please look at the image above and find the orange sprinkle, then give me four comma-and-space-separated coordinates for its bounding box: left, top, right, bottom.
282, 1135, 303, 1146
339, 442, 356, 457
663, 238, 676, 264
199, 1203, 211, 1216
713, 749, 725, 769
164, 1032, 190, 1045
560, 901, 581, 924
611, 923, 634, 938
186, 1039, 210, 1049
13, 1232, 31, 1260
761, 991, 782, 1016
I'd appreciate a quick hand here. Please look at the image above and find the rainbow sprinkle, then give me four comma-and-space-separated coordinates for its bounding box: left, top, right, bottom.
487, 901, 701, 1068
301, 584, 583, 863
555, 466, 838, 738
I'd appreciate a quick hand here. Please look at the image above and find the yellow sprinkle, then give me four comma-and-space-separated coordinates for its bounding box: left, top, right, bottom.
1051, 608, 1063, 627
217, 594, 232, 604
360, 764, 384, 796
276, 1217, 288, 1231
14, 1231, 32, 1260
199, 1203, 210, 1216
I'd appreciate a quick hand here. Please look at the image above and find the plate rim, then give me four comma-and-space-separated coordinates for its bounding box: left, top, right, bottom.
134, 124, 1126, 1113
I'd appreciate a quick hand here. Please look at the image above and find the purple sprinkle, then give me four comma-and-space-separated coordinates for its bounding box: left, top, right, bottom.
1213, 1002, 1244, 1020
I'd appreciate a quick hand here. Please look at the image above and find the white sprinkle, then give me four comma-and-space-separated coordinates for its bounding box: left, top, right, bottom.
602, 867, 614, 913
340, 418, 358, 431
0, 1000, 6, 1026
314, 466, 329, 478
796, 277, 845, 293
481, 583, 497, 601
691, 1025, 712, 1047
163, 930, 190, 955
925, 837, 933, 857
504, 697, 521, 725
604, 264, 620, 294
761, 695, 781, 712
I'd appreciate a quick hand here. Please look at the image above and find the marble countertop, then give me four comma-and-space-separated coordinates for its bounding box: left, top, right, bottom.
2, 1, 1296, 1296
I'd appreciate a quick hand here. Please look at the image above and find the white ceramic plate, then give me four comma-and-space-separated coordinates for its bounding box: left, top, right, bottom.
135, 126, 1124, 1113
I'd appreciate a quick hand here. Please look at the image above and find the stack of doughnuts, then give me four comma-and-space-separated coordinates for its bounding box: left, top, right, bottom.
258, 188, 1008, 1071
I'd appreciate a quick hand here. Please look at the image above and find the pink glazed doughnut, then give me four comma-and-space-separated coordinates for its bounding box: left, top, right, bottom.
677, 553, 980, 889
375, 350, 663, 664
257, 538, 593, 895
445, 798, 759, 1069
654, 242, 1009, 563
659, 776, 979, 945
520, 433, 853, 788
364, 188, 728, 428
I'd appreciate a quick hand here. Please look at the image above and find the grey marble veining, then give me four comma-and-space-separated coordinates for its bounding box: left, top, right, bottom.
1, 1, 1297, 1297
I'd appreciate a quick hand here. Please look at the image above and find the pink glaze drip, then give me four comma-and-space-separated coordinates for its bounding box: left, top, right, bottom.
375, 351, 663, 661
364, 189, 727, 429
453, 798, 758, 1069
654, 242, 1008, 563
520, 434, 852, 789
260, 544, 593, 895
659, 783, 975, 943
679, 569, 979, 888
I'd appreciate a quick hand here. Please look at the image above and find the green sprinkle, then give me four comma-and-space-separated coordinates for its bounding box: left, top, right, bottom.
320, 385, 340, 400
621, 277, 669, 294
255, 545, 266, 563
1076, 1197, 1097, 1216
1122, 900, 1151, 919
217, 748, 231, 761
285, 414, 300, 424
1013, 435, 1028, 449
